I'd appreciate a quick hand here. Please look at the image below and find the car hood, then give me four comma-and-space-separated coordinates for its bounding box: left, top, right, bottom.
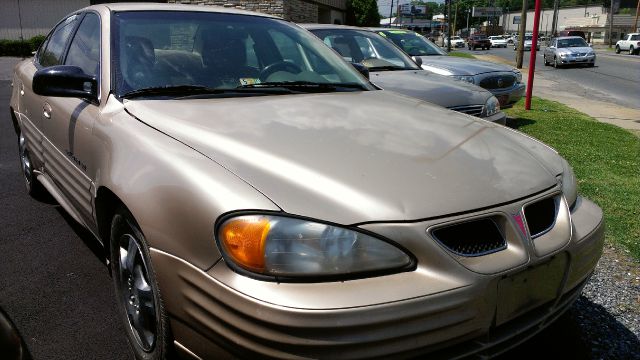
558, 47, 593, 53
124, 91, 560, 224
370, 70, 490, 108
417, 55, 516, 76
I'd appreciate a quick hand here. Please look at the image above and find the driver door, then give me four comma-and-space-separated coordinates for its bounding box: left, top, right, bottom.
41, 12, 101, 230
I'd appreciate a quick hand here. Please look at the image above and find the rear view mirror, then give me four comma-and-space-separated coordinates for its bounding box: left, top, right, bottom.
412, 56, 423, 66
351, 63, 370, 79
33, 65, 97, 101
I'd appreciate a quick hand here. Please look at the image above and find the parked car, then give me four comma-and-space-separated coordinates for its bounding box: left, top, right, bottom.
544, 36, 596, 68
445, 35, 466, 48
615, 33, 640, 55
373, 28, 525, 107
489, 35, 508, 48
467, 34, 492, 50
10, 3, 604, 359
303, 24, 505, 124
513, 34, 540, 51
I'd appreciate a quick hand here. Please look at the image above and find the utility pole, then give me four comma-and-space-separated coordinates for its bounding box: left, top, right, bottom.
467, 8, 471, 35
516, 0, 528, 68
389, 0, 394, 28
453, 1, 459, 36
609, 0, 614, 47
447, 0, 452, 51
551, 0, 559, 37
634, 0, 639, 32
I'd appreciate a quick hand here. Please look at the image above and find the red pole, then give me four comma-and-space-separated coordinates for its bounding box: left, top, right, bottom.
525, 0, 542, 110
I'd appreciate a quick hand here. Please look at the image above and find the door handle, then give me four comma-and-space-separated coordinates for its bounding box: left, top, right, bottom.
43, 103, 52, 119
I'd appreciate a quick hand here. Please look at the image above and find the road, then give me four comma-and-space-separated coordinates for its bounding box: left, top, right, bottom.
461, 46, 640, 110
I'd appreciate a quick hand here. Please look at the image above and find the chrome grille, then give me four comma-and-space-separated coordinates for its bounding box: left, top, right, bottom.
448, 104, 484, 117
479, 75, 516, 89
432, 218, 506, 256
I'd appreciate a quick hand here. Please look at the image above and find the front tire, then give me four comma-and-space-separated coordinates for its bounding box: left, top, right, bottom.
110, 209, 172, 360
615, 45, 621, 54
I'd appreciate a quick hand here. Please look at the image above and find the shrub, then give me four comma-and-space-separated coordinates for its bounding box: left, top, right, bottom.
0, 35, 46, 57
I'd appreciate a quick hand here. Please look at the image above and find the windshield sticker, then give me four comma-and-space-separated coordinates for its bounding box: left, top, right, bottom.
239, 78, 261, 86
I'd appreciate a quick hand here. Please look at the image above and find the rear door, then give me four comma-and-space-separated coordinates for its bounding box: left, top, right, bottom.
41, 12, 101, 229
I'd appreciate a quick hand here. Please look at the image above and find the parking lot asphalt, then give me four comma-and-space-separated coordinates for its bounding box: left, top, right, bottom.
0, 56, 634, 359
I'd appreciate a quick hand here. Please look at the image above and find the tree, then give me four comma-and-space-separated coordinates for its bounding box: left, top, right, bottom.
348, 0, 381, 26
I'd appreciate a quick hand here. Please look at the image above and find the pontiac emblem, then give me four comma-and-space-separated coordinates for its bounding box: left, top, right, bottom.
497, 78, 504, 87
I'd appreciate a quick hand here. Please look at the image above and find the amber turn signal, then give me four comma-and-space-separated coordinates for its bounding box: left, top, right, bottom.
219, 217, 271, 270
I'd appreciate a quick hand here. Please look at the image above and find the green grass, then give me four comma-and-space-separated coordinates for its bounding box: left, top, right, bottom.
505, 98, 640, 259
448, 51, 476, 59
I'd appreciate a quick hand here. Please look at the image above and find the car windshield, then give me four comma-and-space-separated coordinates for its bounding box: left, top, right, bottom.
378, 30, 447, 56
524, 35, 533, 41
310, 29, 420, 71
112, 11, 373, 97
557, 38, 588, 48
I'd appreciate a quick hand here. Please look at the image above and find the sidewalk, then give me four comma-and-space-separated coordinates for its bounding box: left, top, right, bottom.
475, 54, 640, 132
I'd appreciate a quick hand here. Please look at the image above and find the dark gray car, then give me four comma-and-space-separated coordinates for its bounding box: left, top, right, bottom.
303, 24, 505, 124
372, 28, 525, 108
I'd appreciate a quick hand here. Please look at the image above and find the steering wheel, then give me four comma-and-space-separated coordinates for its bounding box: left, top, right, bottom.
259, 61, 302, 81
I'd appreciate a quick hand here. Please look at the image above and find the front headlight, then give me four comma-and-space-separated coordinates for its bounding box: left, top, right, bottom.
453, 75, 475, 84
560, 159, 578, 209
217, 214, 413, 280
513, 70, 522, 83
484, 96, 501, 117
559, 52, 570, 58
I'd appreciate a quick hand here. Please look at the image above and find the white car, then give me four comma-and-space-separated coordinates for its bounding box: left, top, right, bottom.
445, 36, 466, 48
489, 36, 507, 48
615, 33, 640, 55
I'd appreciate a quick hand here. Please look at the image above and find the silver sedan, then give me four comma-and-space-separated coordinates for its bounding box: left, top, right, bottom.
544, 36, 596, 68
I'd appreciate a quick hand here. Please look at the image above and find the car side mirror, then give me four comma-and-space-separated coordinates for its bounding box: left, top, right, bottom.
351, 62, 370, 79
33, 65, 97, 102
412, 56, 423, 66
589, 43, 593, 47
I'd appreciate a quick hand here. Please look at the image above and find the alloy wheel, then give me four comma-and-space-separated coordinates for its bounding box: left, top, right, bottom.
18, 133, 33, 190
116, 233, 158, 352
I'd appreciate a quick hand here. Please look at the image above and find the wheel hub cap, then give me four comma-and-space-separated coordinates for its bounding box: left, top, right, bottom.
117, 234, 157, 352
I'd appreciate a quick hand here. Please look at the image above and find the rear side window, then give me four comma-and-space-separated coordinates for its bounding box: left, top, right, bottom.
65, 13, 101, 78
39, 14, 80, 67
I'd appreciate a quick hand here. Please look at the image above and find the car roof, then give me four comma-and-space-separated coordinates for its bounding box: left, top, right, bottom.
299, 23, 368, 31
84, 2, 280, 19
555, 36, 586, 40
368, 27, 413, 32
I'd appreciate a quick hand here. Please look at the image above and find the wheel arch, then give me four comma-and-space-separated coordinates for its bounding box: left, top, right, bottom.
9, 106, 20, 136
95, 186, 131, 264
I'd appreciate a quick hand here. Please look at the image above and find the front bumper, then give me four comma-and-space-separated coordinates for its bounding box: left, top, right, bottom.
559, 55, 596, 65
152, 195, 604, 359
489, 82, 526, 108
483, 110, 507, 125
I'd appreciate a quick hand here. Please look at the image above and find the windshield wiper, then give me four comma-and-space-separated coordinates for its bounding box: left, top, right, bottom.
238, 81, 368, 92
121, 85, 291, 99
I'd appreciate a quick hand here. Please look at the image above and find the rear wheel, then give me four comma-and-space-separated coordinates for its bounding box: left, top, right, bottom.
110, 209, 172, 360
553, 56, 560, 68
630, 46, 635, 55
543, 54, 549, 66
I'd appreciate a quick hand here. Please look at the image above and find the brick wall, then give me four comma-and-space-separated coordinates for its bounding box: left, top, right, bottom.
284, 0, 318, 23
168, 0, 286, 19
